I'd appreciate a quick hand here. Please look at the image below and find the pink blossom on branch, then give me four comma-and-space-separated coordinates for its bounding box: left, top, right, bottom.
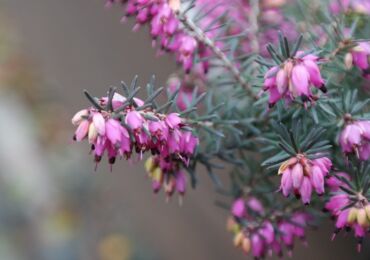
263, 51, 326, 107
228, 197, 313, 258
278, 155, 332, 204
339, 119, 370, 160
324, 172, 370, 251
71, 91, 199, 169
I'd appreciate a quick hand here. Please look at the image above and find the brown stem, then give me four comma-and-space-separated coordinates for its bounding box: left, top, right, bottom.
177, 13, 256, 98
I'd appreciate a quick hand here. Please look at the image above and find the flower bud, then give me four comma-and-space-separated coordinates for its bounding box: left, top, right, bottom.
75, 120, 89, 141
88, 122, 98, 143
72, 109, 89, 126
357, 208, 369, 227
169, 0, 181, 12
233, 232, 244, 247
344, 53, 353, 70
347, 208, 358, 224
242, 237, 251, 253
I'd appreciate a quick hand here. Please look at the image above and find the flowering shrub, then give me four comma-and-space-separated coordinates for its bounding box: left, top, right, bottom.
71, 0, 370, 257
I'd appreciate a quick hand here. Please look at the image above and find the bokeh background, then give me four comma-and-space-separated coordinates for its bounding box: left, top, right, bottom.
0, 1, 369, 259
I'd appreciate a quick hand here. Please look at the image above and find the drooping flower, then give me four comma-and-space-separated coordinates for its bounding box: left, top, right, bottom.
330, 0, 370, 15
145, 155, 188, 201
324, 173, 370, 251
344, 42, 370, 72
278, 155, 332, 204
71, 90, 199, 169
228, 197, 312, 258
339, 119, 370, 160
263, 52, 326, 107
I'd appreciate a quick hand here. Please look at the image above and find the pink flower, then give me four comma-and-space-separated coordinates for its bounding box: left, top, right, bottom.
165, 113, 182, 129
125, 110, 144, 130
339, 120, 370, 160
93, 112, 106, 135
145, 156, 188, 200
72, 90, 198, 168
325, 174, 370, 250
263, 52, 326, 106
231, 198, 246, 218
278, 155, 331, 204
74, 120, 89, 141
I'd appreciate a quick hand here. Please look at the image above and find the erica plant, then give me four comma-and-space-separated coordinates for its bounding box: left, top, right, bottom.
71, 0, 370, 258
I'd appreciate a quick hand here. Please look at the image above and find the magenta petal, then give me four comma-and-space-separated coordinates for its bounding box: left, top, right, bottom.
303, 59, 324, 87
75, 120, 89, 141
175, 170, 186, 194
310, 165, 324, 194
268, 86, 282, 105
231, 198, 246, 218
165, 113, 182, 128
335, 209, 349, 229
276, 69, 288, 94
291, 64, 310, 96
299, 177, 312, 204
125, 110, 143, 129
106, 119, 122, 144
291, 163, 303, 189
251, 234, 264, 258
281, 168, 293, 197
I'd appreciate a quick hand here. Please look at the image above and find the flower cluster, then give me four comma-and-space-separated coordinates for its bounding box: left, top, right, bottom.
106, 0, 202, 73
72, 91, 199, 168
330, 0, 370, 15
345, 42, 370, 75
263, 52, 326, 107
228, 197, 312, 258
339, 119, 370, 160
278, 155, 332, 204
324, 173, 370, 251
145, 155, 187, 200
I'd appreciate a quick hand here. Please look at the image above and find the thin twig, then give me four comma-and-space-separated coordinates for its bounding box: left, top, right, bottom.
177, 13, 256, 98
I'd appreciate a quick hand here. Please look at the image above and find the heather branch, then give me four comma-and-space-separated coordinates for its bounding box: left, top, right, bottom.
177, 13, 256, 98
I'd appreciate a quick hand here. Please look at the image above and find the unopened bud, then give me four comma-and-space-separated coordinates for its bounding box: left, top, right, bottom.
365, 205, 370, 220
344, 53, 353, 70
241, 237, 251, 253
169, 0, 181, 12
347, 208, 358, 224
357, 208, 369, 227
233, 232, 244, 247
88, 123, 98, 143
71, 109, 89, 126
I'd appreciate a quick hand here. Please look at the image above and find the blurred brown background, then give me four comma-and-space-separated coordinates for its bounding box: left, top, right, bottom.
0, 0, 369, 259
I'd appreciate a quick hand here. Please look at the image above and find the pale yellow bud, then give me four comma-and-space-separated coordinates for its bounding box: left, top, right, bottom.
152, 168, 163, 181
365, 205, 370, 220
357, 208, 369, 227
88, 123, 98, 143
284, 61, 294, 75
278, 157, 297, 175
145, 157, 154, 172
241, 237, 251, 253
169, 0, 181, 13
344, 53, 353, 70
347, 207, 358, 224
233, 232, 244, 247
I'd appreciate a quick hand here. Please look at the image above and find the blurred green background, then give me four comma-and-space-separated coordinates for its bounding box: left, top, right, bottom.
0, 1, 369, 259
